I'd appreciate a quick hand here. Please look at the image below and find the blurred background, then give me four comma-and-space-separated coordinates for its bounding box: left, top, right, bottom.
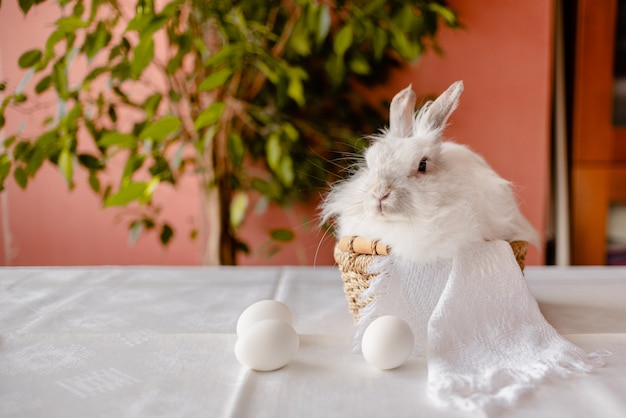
0, 0, 623, 266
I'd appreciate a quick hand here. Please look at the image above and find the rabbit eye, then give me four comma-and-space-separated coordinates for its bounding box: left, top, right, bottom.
418, 158, 428, 173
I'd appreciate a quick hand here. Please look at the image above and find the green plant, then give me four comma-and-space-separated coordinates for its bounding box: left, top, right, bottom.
0, 0, 458, 264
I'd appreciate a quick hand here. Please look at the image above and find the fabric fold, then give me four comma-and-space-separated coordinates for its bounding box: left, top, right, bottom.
354, 240, 604, 413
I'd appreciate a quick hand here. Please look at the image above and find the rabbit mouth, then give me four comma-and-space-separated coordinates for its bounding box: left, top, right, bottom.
373, 202, 403, 219
377, 200, 387, 215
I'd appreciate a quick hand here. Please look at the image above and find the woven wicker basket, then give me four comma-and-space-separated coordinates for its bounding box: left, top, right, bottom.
334, 238, 528, 321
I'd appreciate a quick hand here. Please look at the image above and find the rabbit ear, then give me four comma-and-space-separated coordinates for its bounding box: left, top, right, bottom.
422, 80, 464, 131
389, 85, 417, 138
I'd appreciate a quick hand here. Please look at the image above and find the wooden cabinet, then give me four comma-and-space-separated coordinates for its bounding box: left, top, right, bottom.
571, 0, 626, 264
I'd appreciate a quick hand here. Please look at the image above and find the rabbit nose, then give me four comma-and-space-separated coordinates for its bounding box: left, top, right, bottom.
372, 184, 391, 201
372, 186, 391, 213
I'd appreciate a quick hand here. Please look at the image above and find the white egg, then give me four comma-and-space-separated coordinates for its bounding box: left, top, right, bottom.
236, 299, 293, 336
234, 319, 300, 371
361, 315, 414, 370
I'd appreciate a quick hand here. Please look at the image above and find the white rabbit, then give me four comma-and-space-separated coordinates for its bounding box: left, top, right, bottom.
321, 81, 539, 264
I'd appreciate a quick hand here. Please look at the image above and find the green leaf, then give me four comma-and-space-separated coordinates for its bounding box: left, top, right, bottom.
61, 102, 83, 130
140, 116, 181, 142
84, 66, 109, 83
285, 66, 308, 107
18, 49, 42, 68
13, 141, 33, 162
289, 20, 311, 56
363, 0, 386, 14
122, 154, 145, 180
44, 29, 65, 61
230, 192, 248, 228
88, 172, 100, 192
126, 14, 152, 32
143, 93, 162, 120
287, 78, 305, 107
51, 59, 69, 99
160, 223, 174, 246
131, 36, 154, 79
18, 0, 35, 14
251, 178, 280, 200
281, 123, 299, 141
111, 61, 131, 81
143, 218, 156, 229
145, 16, 169, 37
78, 154, 104, 170
270, 228, 294, 242
168, 89, 181, 103
108, 105, 117, 122
393, 4, 415, 32
128, 218, 157, 246
198, 68, 233, 92
104, 181, 149, 207
58, 148, 74, 188
84, 118, 99, 142
83, 21, 111, 60
228, 132, 244, 168
160, 0, 183, 17
3, 135, 16, 148
24, 151, 44, 177
56, 16, 89, 32
165, 54, 183, 75
205, 44, 238, 68
317, 5, 331, 45
334, 23, 353, 57
126, 13, 168, 38
112, 86, 132, 103
194, 102, 225, 130
278, 156, 294, 187
429, 3, 457, 26
372, 27, 387, 61
149, 155, 173, 182
235, 239, 250, 254
14, 166, 28, 189
98, 131, 136, 148
266, 133, 281, 171
26, 131, 58, 176
255, 61, 279, 84
35, 75, 52, 94
72, 0, 84, 17
390, 26, 420, 59
349, 56, 371, 75
0, 154, 12, 187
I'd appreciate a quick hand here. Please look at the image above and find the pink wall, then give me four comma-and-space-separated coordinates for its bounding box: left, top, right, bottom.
0, 0, 552, 266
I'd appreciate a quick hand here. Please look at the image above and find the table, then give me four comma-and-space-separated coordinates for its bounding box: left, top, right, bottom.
1, 266, 625, 417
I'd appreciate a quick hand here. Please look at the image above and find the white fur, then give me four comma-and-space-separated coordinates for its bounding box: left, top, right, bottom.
321, 81, 538, 264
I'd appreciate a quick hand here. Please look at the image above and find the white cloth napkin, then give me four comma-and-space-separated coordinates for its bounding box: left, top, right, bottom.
354, 240, 604, 414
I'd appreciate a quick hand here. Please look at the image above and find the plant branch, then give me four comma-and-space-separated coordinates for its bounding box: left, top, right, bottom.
247, 5, 301, 100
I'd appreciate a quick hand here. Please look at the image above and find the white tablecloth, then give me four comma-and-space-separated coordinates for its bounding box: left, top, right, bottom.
1, 266, 625, 418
